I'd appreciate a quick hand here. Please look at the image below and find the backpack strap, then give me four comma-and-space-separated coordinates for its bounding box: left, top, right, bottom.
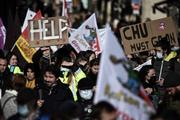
2, 95, 16, 110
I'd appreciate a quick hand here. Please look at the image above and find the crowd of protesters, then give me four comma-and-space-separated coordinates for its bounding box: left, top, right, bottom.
0, 44, 118, 120
0, 34, 179, 120
0, 0, 180, 120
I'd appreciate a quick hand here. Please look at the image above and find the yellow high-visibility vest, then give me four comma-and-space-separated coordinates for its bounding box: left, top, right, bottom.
8, 65, 23, 74
164, 51, 177, 62
59, 68, 86, 101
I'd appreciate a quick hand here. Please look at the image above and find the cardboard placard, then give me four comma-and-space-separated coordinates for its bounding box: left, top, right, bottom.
28, 17, 68, 47
120, 17, 178, 54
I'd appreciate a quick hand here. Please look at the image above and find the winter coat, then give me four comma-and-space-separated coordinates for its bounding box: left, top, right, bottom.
36, 80, 74, 115
1, 90, 17, 119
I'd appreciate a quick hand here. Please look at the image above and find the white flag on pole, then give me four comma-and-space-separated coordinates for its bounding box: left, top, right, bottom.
69, 28, 105, 50
69, 13, 101, 53
94, 25, 154, 120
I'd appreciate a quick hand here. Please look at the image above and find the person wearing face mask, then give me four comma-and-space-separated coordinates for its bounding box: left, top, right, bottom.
154, 36, 177, 61
153, 36, 179, 79
59, 56, 86, 101
8, 88, 38, 120
77, 77, 96, 120
139, 65, 161, 109
156, 50, 164, 59
1, 74, 26, 119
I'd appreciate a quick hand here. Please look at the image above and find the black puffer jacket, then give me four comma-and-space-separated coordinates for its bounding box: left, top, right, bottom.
36, 80, 74, 115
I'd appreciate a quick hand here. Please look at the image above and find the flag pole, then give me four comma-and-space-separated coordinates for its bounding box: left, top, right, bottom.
10, 41, 16, 52
158, 60, 164, 81
49, 48, 52, 65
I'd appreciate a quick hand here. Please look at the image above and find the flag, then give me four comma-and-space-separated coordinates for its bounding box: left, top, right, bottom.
62, 0, 71, 27
15, 10, 42, 63
21, 9, 36, 33
69, 13, 101, 53
15, 36, 36, 63
22, 10, 42, 39
69, 28, 105, 50
62, 0, 68, 17
94, 25, 154, 120
0, 18, 6, 49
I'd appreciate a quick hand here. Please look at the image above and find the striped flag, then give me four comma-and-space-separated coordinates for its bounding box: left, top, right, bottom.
21, 9, 36, 33
22, 10, 42, 39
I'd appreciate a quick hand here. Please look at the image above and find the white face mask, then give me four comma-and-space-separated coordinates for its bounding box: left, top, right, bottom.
60, 67, 70, 72
156, 51, 163, 59
18, 104, 29, 117
79, 90, 93, 100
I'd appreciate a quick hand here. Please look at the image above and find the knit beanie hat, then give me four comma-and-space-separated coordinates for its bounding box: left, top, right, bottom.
78, 77, 95, 90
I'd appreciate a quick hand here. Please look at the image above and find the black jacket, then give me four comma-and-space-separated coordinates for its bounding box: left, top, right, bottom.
36, 80, 74, 115
0, 68, 13, 96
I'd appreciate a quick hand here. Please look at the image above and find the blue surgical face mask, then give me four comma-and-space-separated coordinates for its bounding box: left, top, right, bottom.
156, 51, 163, 59
18, 104, 29, 117
79, 89, 93, 100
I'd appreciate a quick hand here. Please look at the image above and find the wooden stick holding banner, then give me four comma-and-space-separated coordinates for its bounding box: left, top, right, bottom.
10, 42, 16, 52
47, 47, 52, 65
158, 60, 164, 81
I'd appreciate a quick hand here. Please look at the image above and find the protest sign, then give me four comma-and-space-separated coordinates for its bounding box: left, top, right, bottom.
120, 17, 178, 54
28, 17, 68, 47
16, 36, 36, 63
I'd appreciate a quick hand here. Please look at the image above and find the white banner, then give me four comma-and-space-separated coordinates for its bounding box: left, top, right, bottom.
94, 25, 154, 120
69, 13, 101, 53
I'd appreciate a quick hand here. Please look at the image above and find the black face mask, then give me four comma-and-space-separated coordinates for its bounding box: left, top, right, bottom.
79, 64, 88, 72
149, 76, 157, 84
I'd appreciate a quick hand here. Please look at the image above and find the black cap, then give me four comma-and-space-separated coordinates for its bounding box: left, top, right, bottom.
155, 36, 171, 50
163, 71, 180, 88
78, 77, 95, 90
